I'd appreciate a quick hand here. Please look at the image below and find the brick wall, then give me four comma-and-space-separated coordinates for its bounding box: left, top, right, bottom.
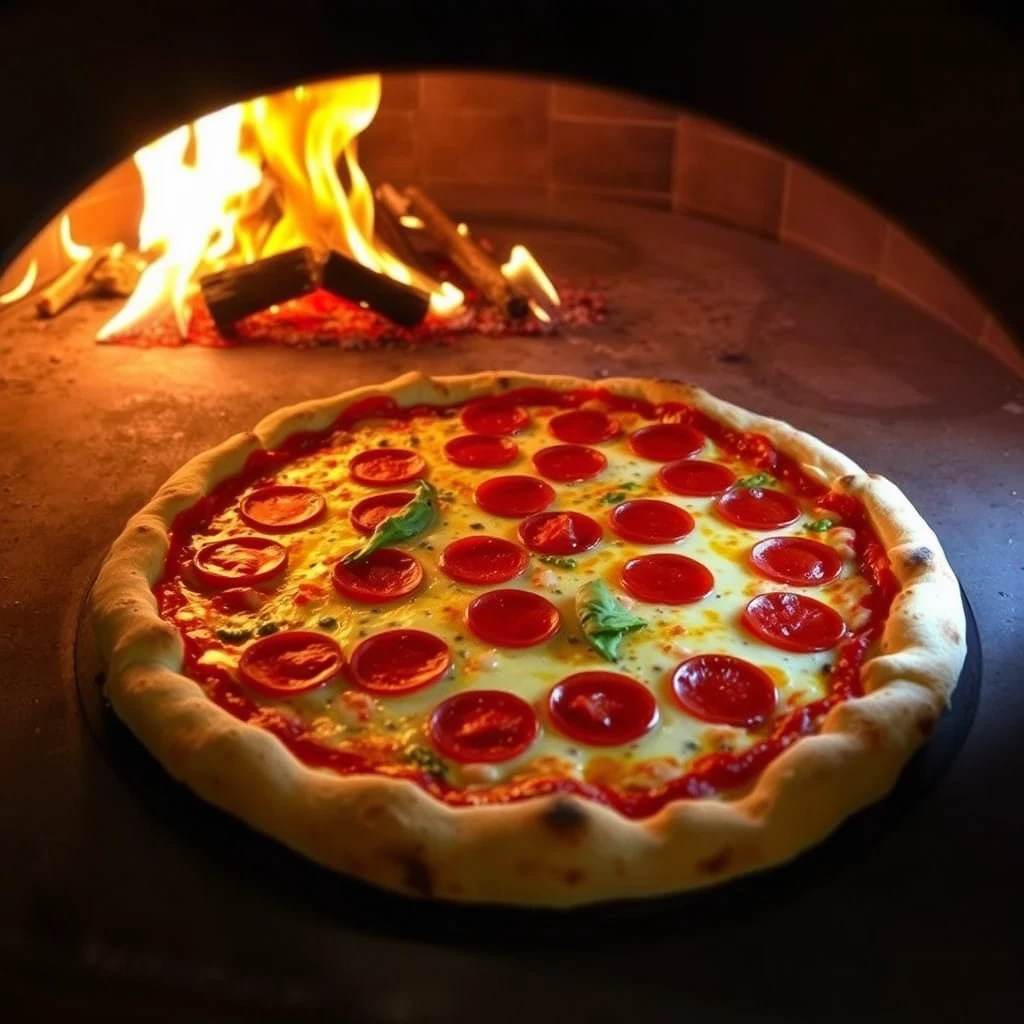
3, 71, 1020, 378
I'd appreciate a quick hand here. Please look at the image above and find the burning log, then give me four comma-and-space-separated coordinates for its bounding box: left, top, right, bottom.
373, 190, 440, 285
321, 251, 430, 328
199, 247, 319, 329
36, 247, 111, 317
401, 186, 529, 319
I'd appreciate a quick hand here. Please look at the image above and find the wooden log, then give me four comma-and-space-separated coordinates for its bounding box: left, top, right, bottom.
199, 247, 319, 329
373, 190, 441, 285
36, 248, 108, 317
321, 251, 430, 328
403, 186, 529, 319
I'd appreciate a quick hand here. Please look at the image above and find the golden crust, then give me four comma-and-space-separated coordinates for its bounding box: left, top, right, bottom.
90, 371, 966, 905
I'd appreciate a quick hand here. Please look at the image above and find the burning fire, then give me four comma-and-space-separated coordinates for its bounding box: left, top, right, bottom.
95, 75, 558, 340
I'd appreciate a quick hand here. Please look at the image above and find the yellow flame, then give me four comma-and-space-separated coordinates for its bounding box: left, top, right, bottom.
59, 215, 93, 263
456, 222, 469, 237
399, 215, 424, 230
0, 259, 37, 305
501, 245, 561, 317
98, 105, 262, 339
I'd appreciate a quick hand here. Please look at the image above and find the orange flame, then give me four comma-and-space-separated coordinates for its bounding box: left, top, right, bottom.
0, 260, 37, 306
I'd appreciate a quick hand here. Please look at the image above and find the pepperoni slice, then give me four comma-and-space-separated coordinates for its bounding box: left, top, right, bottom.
629, 423, 705, 462
750, 536, 843, 586
444, 433, 519, 469
466, 589, 560, 647
461, 400, 529, 436
348, 629, 452, 695
349, 491, 414, 535
742, 592, 847, 652
620, 554, 714, 604
429, 690, 539, 764
239, 485, 326, 531
238, 630, 344, 698
548, 409, 620, 444
715, 487, 801, 530
609, 499, 694, 544
670, 654, 777, 728
659, 459, 737, 497
440, 536, 528, 585
532, 444, 607, 483
331, 548, 424, 603
518, 510, 603, 555
193, 537, 288, 588
548, 672, 658, 746
349, 448, 426, 486
475, 475, 555, 518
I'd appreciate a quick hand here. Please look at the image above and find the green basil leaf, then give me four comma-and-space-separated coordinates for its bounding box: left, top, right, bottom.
576, 578, 647, 662
737, 472, 774, 488
343, 479, 437, 564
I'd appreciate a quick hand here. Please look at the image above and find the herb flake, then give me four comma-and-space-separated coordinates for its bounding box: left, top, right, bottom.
737, 473, 774, 488
539, 555, 578, 569
805, 517, 836, 533
405, 746, 449, 778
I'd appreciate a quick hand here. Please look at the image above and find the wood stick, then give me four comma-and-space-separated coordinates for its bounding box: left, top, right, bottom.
373, 192, 441, 284
37, 249, 108, 317
403, 186, 529, 319
321, 251, 430, 328
199, 247, 319, 329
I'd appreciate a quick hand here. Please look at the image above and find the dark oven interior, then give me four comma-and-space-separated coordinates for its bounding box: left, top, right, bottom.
2, 4, 1022, 1022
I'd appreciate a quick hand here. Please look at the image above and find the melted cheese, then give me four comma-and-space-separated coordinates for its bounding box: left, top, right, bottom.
169, 405, 869, 793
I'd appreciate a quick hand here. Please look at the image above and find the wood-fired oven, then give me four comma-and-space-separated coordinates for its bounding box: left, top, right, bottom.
1, 4, 1021, 1021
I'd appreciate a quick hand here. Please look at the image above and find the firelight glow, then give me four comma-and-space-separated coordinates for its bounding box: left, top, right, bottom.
92, 74, 558, 339
0, 260, 37, 306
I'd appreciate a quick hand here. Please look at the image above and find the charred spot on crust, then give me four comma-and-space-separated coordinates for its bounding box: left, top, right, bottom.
857, 718, 885, 749
943, 622, 962, 645
541, 799, 589, 843
563, 868, 585, 886
497, 376, 512, 390
839, 474, 857, 489
916, 710, 939, 739
905, 546, 935, 569
697, 848, 733, 875
398, 855, 434, 898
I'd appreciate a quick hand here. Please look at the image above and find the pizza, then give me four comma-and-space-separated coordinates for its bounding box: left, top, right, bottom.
90, 371, 966, 905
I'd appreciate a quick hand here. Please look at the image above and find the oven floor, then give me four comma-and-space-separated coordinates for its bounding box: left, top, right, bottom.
2, 198, 1022, 1022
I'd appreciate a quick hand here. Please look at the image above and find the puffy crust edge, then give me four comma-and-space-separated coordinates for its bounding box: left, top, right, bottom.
90, 371, 966, 906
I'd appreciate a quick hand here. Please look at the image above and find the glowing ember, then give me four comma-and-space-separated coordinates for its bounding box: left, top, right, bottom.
0, 260, 37, 306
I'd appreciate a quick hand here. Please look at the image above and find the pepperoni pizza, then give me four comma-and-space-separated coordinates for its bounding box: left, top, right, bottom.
90, 372, 966, 905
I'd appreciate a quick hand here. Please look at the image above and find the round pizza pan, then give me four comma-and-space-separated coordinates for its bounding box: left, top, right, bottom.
73, 578, 981, 934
